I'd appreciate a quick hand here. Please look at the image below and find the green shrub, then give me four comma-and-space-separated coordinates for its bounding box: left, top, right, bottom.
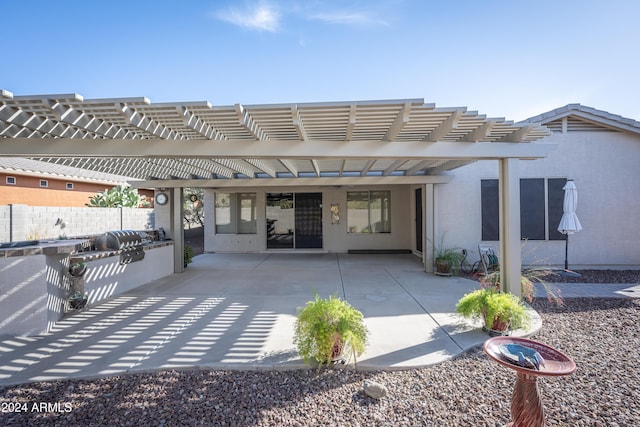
456, 288, 529, 332
184, 245, 194, 266
293, 294, 369, 366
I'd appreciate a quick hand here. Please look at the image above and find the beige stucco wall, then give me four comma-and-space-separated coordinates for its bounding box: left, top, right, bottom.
0, 254, 68, 336
438, 129, 640, 268
204, 185, 413, 253
0, 245, 174, 336
82, 245, 174, 305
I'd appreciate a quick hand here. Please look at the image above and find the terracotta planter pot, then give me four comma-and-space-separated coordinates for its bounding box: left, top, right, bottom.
435, 259, 452, 276
483, 313, 511, 336
331, 333, 344, 361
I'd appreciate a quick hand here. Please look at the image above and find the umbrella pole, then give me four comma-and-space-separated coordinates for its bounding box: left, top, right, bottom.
564, 235, 569, 270
559, 234, 581, 277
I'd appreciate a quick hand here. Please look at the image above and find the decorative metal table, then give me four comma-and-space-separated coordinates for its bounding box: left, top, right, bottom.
484, 336, 576, 427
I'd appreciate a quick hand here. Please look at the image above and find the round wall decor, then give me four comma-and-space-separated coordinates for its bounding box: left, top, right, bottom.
155, 192, 169, 205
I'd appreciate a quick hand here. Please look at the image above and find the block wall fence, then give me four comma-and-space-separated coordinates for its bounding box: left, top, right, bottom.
1, 204, 155, 242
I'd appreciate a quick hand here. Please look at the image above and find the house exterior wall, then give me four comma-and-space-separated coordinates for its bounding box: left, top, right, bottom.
439, 129, 640, 268
0, 173, 109, 207
0, 173, 154, 207
203, 185, 413, 253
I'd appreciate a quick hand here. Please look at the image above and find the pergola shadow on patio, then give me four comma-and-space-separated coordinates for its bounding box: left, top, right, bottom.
0, 254, 541, 386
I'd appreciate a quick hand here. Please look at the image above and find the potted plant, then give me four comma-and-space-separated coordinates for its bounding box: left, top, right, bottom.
69, 262, 87, 277
184, 245, 194, 267
293, 293, 369, 367
434, 235, 464, 276
68, 292, 88, 310
456, 287, 530, 336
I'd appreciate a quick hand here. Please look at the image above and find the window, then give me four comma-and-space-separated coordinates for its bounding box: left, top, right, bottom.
520, 178, 545, 240
40, 179, 48, 188
481, 180, 499, 241
347, 190, 391, 233
547, 178, 568, 241
215, 192, 257, 234
66, 182, 74, 190
6, 176, 16, 185
481, 178, 567, 241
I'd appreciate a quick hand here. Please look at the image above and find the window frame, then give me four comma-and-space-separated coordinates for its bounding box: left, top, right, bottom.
39, 179, 48, 188
214, 192, 258, 235
480, 178, 566, 241
66, 182, 74, 190
6, 176, 16, 185
346, 190, 391, 234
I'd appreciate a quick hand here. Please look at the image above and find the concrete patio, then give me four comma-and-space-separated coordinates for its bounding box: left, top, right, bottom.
0, 253, 543, 386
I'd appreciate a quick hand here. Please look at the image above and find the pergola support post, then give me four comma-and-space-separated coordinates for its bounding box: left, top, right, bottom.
423, 183, 435, 273
498, 158, 521, 297
170, 187, 185, 273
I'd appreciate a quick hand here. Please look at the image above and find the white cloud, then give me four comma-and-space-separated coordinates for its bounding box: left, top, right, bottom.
310, 10, 389, 27
216, 3, 281, 32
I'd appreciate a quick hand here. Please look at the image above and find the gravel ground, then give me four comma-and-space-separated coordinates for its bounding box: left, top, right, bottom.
2, 297, 639, 426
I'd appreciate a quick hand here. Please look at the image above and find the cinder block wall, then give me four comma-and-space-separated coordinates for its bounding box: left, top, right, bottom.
0, 206, 154, 242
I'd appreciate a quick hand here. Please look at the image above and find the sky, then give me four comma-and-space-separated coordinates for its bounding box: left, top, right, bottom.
1, 0, 639, 122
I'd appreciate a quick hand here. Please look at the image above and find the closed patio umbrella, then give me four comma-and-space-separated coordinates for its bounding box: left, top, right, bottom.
558, 179, 582, 276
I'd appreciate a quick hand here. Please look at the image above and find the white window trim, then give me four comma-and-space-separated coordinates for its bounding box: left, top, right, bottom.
6, 176, 16, 185
40, 179, 49, 188
66, 182, 74, 190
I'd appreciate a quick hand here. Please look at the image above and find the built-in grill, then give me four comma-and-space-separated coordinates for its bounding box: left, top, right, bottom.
96, 230, 145, 264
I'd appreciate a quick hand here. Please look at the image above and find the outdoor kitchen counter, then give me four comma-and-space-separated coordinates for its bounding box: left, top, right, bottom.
69, 240, 174, 263
0, 239, 173, 260
0, 239, 91, 258
0, 238, 175, 336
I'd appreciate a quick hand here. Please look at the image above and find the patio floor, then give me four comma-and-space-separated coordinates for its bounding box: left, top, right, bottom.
0, 253, 543, 386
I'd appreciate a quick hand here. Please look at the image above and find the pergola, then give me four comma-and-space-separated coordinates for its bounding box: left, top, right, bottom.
0, 90, 556, 294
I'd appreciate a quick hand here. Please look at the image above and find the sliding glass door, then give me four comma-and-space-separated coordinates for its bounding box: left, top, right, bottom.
266, 193, 322, 249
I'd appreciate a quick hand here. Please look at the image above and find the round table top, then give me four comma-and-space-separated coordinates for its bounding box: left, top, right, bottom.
484, 336, 576, 377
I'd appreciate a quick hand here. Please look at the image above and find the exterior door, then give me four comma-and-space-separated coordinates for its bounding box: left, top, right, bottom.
266, 193, 294, 249
266, 192, 322, 249
294, 193, 323, 249
415, 188, 423, 252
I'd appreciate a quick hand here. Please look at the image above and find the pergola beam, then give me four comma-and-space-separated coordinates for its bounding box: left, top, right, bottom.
0, 138, 557, 160
279, 159, 298, 176
118, 103, 181, 139
292, 105, 308, 141
181, 106, 223, 140
423, 109, 465, 142
244, 159, 276, 178
346, 104, 357, 141
383, 102, 412, 141
235, 104, 267, 140
383, 159, 407, 176
461, 119, 499, 142
360, 160, 375, 176
310, 159, 321, 176
405, 159, 437, 176
427, 160, 476, 174
132, 174, 453, 189
497, 124, 535, 142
